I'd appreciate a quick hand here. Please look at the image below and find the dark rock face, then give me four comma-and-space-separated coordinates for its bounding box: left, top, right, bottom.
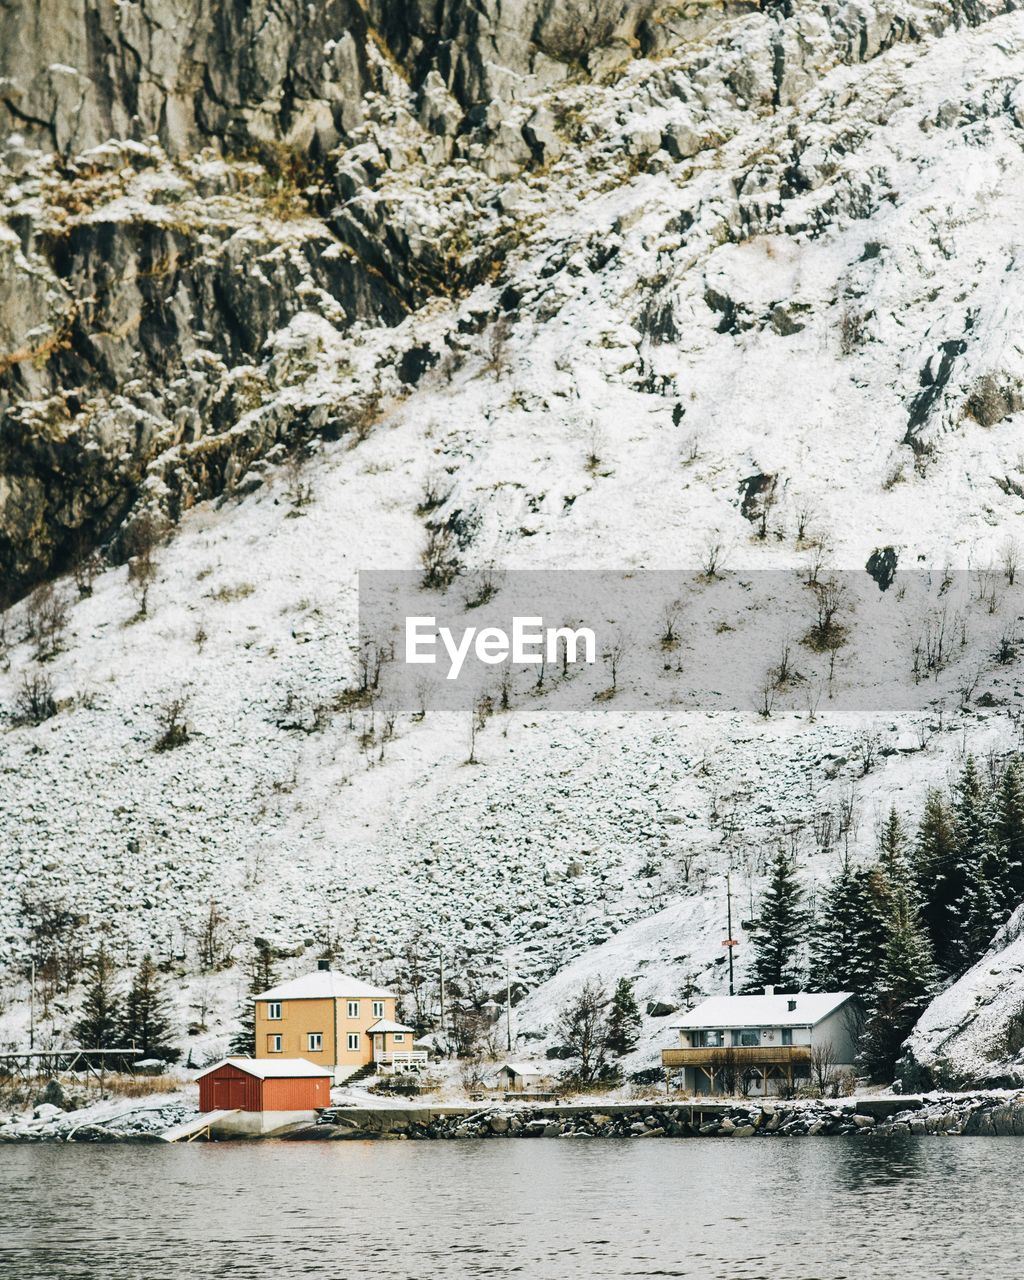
0, 192, 406, 595
0, 0, 661, 159
0, 0, 377, 158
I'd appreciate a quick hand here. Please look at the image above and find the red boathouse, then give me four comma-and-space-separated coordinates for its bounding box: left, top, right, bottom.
197, 1058, 331, 1114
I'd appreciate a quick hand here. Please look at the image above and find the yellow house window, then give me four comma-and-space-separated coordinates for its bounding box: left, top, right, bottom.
394, 1033, 405, 1043
266, 1002, 282, 1020
307, 1033, 323, 1051
372, 1000, 384, 1018
267, 1035, 282, 1053
347, 1001, 359, 1018
347, 1033, 360, 1051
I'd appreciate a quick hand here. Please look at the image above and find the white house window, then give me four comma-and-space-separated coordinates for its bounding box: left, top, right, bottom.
347, 1033, 360, 1051
393, 1033, 405, 1043
307, 1033, 323, 1051
266, 1002, 282, 1020
372, 1000, 385, 1018
700, 1030, 724, 1047
267, 1034, 282, 1053
732, 1028, 760, 1047
781, 1028, 793, 1046
347, 1000, 360, 1018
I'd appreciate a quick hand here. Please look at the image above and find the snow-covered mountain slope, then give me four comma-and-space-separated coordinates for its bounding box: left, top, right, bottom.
903, 906, 1024, 1087
5, 0, 1024, 1073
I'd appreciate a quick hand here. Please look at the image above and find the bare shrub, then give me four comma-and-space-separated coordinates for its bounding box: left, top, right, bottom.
809, 1040, 839, 1096
755, 475, 778, 540
417, 473, 451, 517
660, 599, 682, 650
13, 671, 57, 724
603, 630, 630, 693
196, 900, 229, 972
700, 536, 726, 580
838, 307, 867, 355
1000, 536, 1020, 586
484, 315, 513, 378
71, 539, 103, 598
284, 450, 315, 509
794, 500, 817, 546
757, 667, 777, 719
467, 693, 493, 765
584, 427, 605, 478
124, 515, 162, 619
421, 524, 461, 590
464, 565, 501, 610
26, 583, 70, 659
154, 696, 189, 752
806, 576, 848, 650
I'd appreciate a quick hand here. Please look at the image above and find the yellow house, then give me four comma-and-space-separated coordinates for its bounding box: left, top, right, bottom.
254, 964, 417, 1083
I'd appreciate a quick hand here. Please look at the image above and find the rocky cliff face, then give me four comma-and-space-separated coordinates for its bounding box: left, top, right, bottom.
0, 0, 677, 595
3, 0, 1018, 597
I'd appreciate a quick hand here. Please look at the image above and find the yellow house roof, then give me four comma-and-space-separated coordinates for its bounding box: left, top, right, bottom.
255, 969, 395, 1001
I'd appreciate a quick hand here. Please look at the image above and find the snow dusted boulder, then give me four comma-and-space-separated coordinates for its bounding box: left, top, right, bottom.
902, 907, 1024, 1089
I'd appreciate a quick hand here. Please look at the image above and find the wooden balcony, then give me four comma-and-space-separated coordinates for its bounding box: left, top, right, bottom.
661, 1045, 811, 1069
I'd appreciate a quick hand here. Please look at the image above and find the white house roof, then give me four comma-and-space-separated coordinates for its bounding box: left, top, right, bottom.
255, 970, 394, 1002
672, 992, 854, 1030
499, 1062, 548, 1077
366, 1018, 415, 1034
196, 1057, 332, 1081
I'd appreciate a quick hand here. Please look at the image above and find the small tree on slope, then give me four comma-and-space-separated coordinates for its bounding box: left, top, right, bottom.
860, 887, 937, 1081
74, 946, 122, 1049
992, 756, 1024, 908
230, 940, 279, 1057
558, 979, 610, 1085
605, 978, 641, 1058
913, 787, 957, 966
746, 847, 807, 992
810, 864, 888, 996
121, 954, 179, 1060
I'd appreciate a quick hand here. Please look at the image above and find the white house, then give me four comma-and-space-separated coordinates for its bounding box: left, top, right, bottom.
662, 988, 858, 1096
495, 1062, 552, 1093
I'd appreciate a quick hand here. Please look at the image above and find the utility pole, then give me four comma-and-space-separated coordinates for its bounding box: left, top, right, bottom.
438, 952, 446, 1036
29, 960, 35, 1050
726, 873, 735, 997
505, 961, 512, 1052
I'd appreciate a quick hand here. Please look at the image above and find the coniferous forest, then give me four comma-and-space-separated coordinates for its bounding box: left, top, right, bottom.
747, 756, 1024, 1079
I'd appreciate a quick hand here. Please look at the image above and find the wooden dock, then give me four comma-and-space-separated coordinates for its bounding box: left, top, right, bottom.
160, 1110, 240, 1143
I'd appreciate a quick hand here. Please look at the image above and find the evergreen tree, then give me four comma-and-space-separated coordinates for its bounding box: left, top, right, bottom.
860, 886, 936, 1081
230, 939, 279, 1056
878, 806, 913, 894
605, 978, 641, 1057
746, 848, 807, 992
810, 865, 888, 996
74, 946, 122, 1049
913, 787, 956, 965
121, 954, 179, 1060
947, 757, 997, 972
992, 756, 1024, 909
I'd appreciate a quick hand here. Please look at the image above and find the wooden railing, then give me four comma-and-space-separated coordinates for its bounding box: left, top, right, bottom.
375, 1050, 429, 1069
661, 1046, 811, 1069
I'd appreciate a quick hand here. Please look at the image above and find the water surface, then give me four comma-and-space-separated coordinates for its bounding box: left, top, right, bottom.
0, 1136, 1018, 1279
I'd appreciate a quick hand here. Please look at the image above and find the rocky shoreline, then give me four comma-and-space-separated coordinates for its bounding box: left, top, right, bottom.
313, 1093, 1024, 1142
6, 1091, 1024, 1144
